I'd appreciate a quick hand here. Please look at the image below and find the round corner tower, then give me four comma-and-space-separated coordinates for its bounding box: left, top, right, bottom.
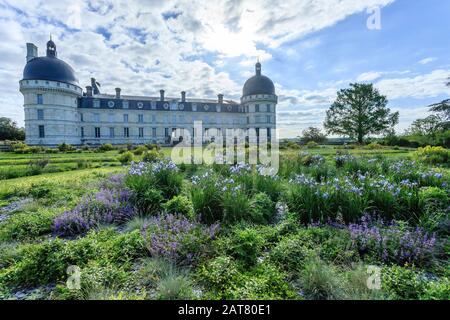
241, 61, 277, 140
20, 39, 82, 146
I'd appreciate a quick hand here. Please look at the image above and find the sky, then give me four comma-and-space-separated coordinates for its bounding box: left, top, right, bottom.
0, 0, 449, 139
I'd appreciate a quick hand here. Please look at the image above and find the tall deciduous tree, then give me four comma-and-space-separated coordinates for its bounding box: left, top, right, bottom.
0, 117, 25, 141
324, 83, 399, 144
301, 126, 327, 144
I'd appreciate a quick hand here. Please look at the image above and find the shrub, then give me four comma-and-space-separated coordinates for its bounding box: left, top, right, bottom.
420, 278, 450, 300
133, 145, 148, 156
269, 234, 312, 272
365, 142, 383, 150
306, 141, 319, 149
419, 187, 448, 211
141, 214, 219, 265
99, 144, 115, 152
163, 195, 194, 219
227, 227, 265, 267
381, 265, 427, 300
228, 263, 299, 300
57, 143, 75, 152
143, 149, 163, 163
249, 193, 275, 224
416, 146, 450, 165
118, 151, 134, 165
197, 256, 240, 295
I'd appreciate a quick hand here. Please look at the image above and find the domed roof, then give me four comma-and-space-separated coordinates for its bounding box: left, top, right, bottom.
242, 62, 275, 97
22, 39, 78, 86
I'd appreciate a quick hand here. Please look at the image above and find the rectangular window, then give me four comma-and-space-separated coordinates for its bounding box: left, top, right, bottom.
123, 114, 128, 123
122, 101, 129, 109
37, 94, 43, 105
164, 128, 169, 137
94, 113, 100, 123
267, 128, 271, 138
37, 109, 44, 120
80, 113, 84, 122
95, 127, 101, 138
139, 127, 144, 138
93, 100, 100, 108
152, 115, 156, 123
152, 128, 157, 138
124, 127, 129, 138
38, 125, 45, 138
267, 104, 271, 112
266, 115, 271, 123
108, 114, 115, 123
81, 127, 84, 138
255, 104, 260, 112
138, 114, 144, 123
109, 127, 115, 138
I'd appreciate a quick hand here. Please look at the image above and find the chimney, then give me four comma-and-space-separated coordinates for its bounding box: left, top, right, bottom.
86, 86, 93, 97
181, 91, 186, 102
218, 94, 224, 104
115, 88, 121, 99
160, 89, 165, 102
26, 43, 38, 62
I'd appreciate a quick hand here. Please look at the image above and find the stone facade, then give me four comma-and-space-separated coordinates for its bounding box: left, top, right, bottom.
20, 40, 277, 146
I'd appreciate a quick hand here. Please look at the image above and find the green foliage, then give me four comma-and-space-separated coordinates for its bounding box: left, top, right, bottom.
118, 151, 134, 164
298, 255, 347, 300
226, 227, 265, 267
58, 143, 75, 152
269, 234, 313, 273
143, 149, 163, 163
163, 195, 194, 219
0, 229, 145, 289
381, 265, 427, 300
416, 146, 450, 165
197, 256, 240, 294
324, 83, 399, 143
306, 141, 319, 149
249, 192, 276, 224
0, 208, 60, 241
419, 278, 450, 300
156, 273, 194, 300
99, 144, 115, 152
133, 145, 148, 156
365, 142, 383, 150
0, 117, 25, 141
301, 127, 327, 144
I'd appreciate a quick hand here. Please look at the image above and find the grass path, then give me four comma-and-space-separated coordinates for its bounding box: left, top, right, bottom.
0, 166, 125, 199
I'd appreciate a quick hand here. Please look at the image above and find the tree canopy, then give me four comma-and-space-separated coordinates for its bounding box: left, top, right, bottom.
0, 117, 25, 141
324, 83, 399, 143
300, 126, 327, 144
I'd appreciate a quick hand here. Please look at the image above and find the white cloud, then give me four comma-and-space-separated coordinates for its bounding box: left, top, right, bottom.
357, 71, 382, 82
375, 69, 450, 99
418, 57, 437, 65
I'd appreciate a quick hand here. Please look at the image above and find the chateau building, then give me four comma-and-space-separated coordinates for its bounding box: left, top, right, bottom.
20, 39, 277, 146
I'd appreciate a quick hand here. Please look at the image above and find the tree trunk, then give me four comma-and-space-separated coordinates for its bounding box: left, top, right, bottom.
358, 132, 363, 144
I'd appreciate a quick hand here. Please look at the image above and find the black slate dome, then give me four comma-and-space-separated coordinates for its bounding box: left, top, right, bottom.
22, 39, 79, 86
242, 62, 275, 97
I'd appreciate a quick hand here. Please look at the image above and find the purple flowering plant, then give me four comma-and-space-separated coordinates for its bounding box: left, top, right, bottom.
348, 214, 437, 267
53, 187, 135, 237
141, 213, 220, 265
